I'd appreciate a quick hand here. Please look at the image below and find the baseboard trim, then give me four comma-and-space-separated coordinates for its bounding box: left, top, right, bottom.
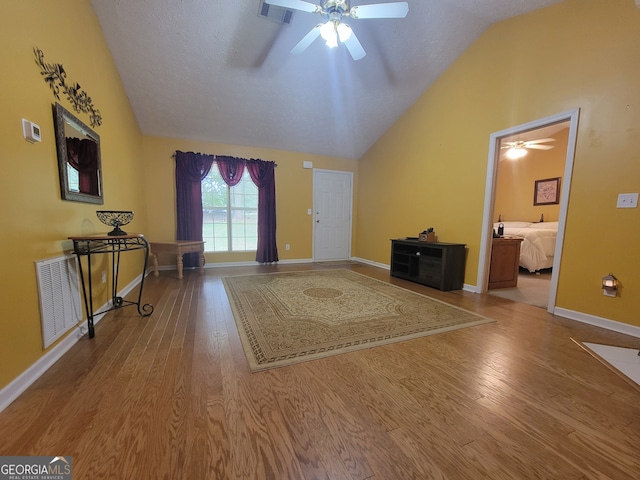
463, 283, 478, 293
554, 307, 640, 339
351, 256, 389, 270
0, 272, 145, 413
200, 258, 314, 269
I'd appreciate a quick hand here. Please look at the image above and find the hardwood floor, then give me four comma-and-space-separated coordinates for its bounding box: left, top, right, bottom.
1, 262, 638, 479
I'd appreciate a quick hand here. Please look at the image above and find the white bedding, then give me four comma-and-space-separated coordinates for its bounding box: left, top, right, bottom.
494, 221, 558, 272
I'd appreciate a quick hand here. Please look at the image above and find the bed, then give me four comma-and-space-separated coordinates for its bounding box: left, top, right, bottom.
494, 221, 558, 272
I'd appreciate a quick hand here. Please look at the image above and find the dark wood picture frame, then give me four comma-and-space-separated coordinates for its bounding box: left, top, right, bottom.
534, 177, 561, 206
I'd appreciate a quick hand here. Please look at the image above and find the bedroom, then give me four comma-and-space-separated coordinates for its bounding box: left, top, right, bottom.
488, 121, 570, 307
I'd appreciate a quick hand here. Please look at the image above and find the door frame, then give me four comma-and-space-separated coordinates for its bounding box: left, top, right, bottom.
476, 109, 580, 313
312, 169, 354, 261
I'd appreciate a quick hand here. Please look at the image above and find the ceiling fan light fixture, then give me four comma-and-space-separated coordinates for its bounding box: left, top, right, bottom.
336, 22, 352, 42
320, 20, 338, 47
506, 147, 527, 160
273, 0, 409, 60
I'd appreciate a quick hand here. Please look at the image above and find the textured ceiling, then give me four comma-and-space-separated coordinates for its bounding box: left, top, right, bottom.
91, 0, 564, 159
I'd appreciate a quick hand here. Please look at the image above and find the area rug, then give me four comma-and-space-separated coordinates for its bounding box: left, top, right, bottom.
222, 269, 496, 372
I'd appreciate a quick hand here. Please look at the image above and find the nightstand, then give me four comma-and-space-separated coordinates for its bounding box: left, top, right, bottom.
488, 237, 524, 289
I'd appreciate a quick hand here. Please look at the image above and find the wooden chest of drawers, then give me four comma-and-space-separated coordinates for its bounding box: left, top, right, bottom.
488, 237, 523, 289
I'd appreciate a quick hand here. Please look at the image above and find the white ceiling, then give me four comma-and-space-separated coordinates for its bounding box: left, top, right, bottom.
91, 0, 564, 159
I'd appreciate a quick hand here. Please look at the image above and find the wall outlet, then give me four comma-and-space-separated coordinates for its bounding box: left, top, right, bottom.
285, 244, 290, 251
616, 193, 638, 208
101, 271, 107, 283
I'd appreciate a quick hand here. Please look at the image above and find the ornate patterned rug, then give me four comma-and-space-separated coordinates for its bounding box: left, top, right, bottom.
222, 269, 495, 372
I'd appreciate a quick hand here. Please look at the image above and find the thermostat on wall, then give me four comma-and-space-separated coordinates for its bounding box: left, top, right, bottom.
22, 118, 41, 143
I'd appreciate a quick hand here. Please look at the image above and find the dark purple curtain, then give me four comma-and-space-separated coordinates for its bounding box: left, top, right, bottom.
246, 159, 279, 263
66, 137, 99, 195
216, 155, 245, 186
175, 151, 214, 267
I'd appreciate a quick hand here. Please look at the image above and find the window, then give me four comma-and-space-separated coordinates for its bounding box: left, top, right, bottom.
67, 164, 80, 193
202, 166, 258, 252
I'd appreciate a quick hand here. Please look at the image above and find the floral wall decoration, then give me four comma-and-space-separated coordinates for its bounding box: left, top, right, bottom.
34, 47, 102, 127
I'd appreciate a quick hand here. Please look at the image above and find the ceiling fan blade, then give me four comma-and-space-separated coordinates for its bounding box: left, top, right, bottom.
291, 24, 322, 55
343, 29, 366, 60
525, 138, 556, 145
349, 2, 409, 19
526, 144, 555, 150
264, 0, 320, 13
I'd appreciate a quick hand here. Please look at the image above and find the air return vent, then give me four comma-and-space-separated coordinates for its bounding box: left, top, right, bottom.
35, 255, 82, 349
258, 0, 294, 24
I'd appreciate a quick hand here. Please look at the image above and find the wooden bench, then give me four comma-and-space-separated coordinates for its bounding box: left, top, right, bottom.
149, 241, 205, 279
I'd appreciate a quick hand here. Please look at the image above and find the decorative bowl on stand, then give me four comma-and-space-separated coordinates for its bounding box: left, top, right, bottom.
96, 210, 134, 236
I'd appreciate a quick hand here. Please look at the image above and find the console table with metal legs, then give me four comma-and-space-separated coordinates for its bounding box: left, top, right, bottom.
69, 233, 154, 339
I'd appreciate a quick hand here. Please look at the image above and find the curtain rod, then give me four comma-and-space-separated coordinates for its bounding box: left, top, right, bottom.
170, 153, 215, 159
170, 153, 277, 166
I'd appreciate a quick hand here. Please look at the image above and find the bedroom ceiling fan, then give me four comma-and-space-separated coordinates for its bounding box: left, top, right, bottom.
501, 138, 555, 160
265, 0, 409, 61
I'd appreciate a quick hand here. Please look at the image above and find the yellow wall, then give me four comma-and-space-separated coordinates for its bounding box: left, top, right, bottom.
357, 0, 640, 326
0, 1, 357, 393
494, 128, 568, 223
142, 136, 357, 264
2, 0, 639, 394
0, 1, 148, 389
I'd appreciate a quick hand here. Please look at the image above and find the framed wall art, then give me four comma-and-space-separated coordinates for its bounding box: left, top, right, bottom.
534, 177, 561, 206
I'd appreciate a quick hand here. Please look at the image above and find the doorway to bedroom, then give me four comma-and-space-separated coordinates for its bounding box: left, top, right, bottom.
477, 109, 580, 312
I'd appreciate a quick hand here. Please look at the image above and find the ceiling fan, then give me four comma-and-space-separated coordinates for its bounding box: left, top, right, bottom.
501, 138, 555, 159
265, 0, 409, 61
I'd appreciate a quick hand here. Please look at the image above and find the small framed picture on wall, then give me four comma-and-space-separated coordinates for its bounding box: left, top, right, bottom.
534, 177, 561, 205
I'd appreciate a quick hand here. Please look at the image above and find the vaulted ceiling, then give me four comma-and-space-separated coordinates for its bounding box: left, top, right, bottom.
91, 0, 564, 159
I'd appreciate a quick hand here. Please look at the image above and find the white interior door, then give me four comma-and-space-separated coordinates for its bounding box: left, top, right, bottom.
313, 169, 353, 261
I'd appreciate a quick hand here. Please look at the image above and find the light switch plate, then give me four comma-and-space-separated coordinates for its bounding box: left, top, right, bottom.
616, 193, 638, 208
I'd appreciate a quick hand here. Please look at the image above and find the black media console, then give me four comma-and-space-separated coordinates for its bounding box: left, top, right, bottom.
390, 239, 466, 291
